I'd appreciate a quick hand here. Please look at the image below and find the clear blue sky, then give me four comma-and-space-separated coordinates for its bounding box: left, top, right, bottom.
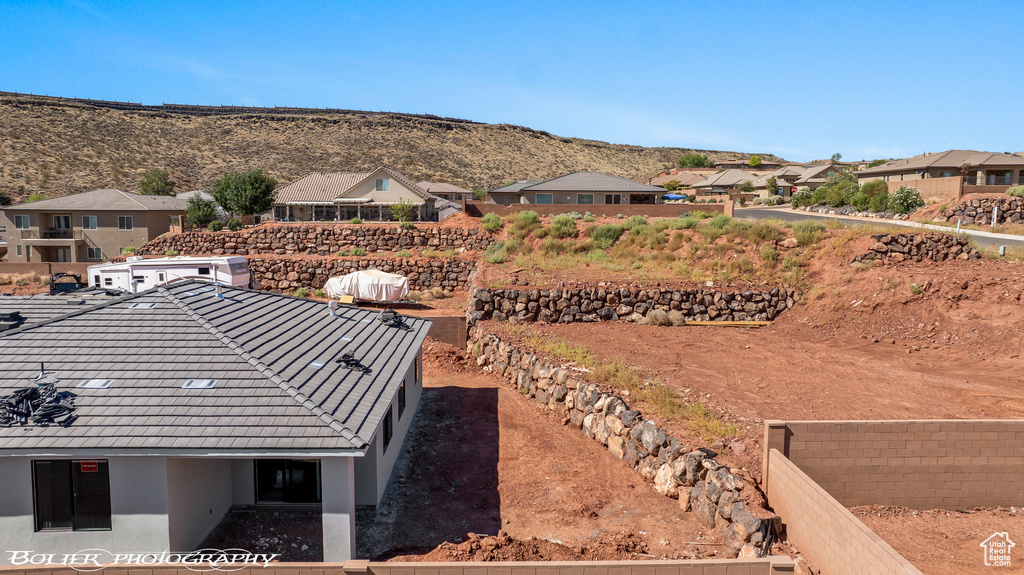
2, 0, 1022, 162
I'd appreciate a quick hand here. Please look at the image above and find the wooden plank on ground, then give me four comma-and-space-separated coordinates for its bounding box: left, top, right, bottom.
683, 320, 771, 327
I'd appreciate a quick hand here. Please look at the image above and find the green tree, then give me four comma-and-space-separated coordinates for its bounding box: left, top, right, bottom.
868, 159, 887, 168
859, 179, 888, 198
737, 180, 755, 194
677, 152, 711, 168
26, 193, 47, 202
663, 179, 680, 192
140, 168, 177, 195
185, 195, 217, 227
766, 176, 778, 196
390, 197, 416, 223
748, 155, 762, 168
211, 169, 277, 219
830, 153, 843, 163
0, 190, 12, 206
473, 189, 487, 200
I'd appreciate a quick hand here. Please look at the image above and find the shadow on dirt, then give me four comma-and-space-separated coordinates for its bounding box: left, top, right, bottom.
356, 385, 500, 559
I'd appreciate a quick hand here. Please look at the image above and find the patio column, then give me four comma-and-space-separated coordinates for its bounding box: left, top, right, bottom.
322, 457, 356, 562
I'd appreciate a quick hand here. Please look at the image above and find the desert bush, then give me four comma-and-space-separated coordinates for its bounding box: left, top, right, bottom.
810, 187, 827, 205
406, 290, 423, 302
293, 287, 310, 298
208, 220, 224, 231
400, 220, 415, 229
550, 215, 579, 238
706, 214, 733, 229
760, 244, 778, 266
745, 222, 785, 243
1007, 185, 1024, 198
165, 249, 179, 257
851, 191, 871, 211
421, 248, 439, 258
860, 179, 888, 198
351, 247, 366, 256
617, 213, 624, 219
484, 241, 509, 264
513, 210, 540, 226
793, 220, 827, 246
541, 237, 568, 255
888, 186, 925, 214
675, 217, 699, 229
121, 246, 137, 255
666, 231, 685, 252
396, 249, 413, 257
623, 215, 648, 234
685, 211, 713, 219
591, 224, 625, 249
481, 213, 503, 232
824, 186, 846, 207
349, 217, 362, 224
583, 212, 596, 222
430, 286, 448, 299
790, 190, 813, 207
645, 309, 673, 326
869, 190, 889, 213
667, 310, 687, 326
226, 218, 242, 231
566, 211, 583, 220
571, 240, 595, 253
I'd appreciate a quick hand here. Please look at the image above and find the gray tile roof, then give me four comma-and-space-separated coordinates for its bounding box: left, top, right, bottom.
857, 150, 1024, 176
4, 189, 188, 212
488, 180, 542, 195
0, 293, 118, 328
417, 182, 473, 196
524, 172, 665, 193
0, 282, 431, 454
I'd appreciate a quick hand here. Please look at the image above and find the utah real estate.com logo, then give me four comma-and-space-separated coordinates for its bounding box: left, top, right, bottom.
981, 532, 1015, 567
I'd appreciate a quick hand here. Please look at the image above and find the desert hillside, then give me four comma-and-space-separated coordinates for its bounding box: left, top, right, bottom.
0, 92, 782, 201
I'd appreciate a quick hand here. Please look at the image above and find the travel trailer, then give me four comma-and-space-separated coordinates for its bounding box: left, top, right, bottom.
87, 256, 251, 292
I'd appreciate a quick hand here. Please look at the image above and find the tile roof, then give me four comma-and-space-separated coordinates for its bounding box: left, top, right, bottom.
524, 172, 665, 193
417, 182, 473, 196
650, 172, 705, 187
857, 150, 1024, 176
0, 281, 431, 454
274, 166, 431, 204
488, 180, 543, 195
4, 189, 188, 212
692, 169, 758, 188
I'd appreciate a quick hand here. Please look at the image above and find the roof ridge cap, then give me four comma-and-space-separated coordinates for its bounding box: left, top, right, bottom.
157, 285, 367, 448
119, 189, 150, 210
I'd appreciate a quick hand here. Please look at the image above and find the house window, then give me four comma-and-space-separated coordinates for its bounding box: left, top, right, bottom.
198, 267, 211, 276
16, 245, 22, 257
535, 193, 553, 204
254, 460, 321, 503
87, 247, 102, 260
605, 194, 622, 205
13, 215, 30, 230
32, 460, 111, 531
93, 275, 100, 286
383, 405, 394, 453
118, 216, 133, 230
375, 179, 390, 192
398, 381, 407, 417
53, 215, 71, 229
104, 278, 113, 287
939, 171, 953, 178
27, 246, 32, 257
578, 194, 594, 205
82, 216, 98, 230
157, 272, 166, 283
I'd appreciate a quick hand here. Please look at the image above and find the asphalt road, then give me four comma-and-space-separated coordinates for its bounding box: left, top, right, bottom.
736, 206, 1024, 250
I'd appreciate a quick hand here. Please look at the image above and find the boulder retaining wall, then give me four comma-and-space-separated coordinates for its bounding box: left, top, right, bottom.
249, 257, 476, 291
852, 233, 979, 265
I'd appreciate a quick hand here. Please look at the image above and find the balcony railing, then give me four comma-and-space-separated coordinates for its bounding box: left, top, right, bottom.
20, 228, 83, 240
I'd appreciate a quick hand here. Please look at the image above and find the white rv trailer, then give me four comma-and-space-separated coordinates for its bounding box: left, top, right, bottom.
87, 256, 251, 293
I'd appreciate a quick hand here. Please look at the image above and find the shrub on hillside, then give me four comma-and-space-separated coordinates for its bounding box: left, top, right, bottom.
481, 213, 503, 232
351, 247, 366, 256
483, 242, 509, 264
591, 224, 625, 249
860, 179, 888, 198
824, 187, 846, 207
790, 190, 813, 207
793, 220, 827, 246
706, 214, 733, 229
550, 214, 578, 238
623, 215, 648, 234
226, 218, 242, 231
208, 220, 224, 231
811, 187, 827, 205
1007, 185, 1024, 198
869, 190, 889, 213
349, 217, 362, 224
513, 210, 540, 226
888, 186, 925, 214
851, 191, 871, 211
583, 211, 596, 222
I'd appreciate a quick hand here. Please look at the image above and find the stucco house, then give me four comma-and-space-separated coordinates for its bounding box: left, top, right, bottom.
273, 166, 438, 222
855, 150, 1024, 187
487, 172, 666, 206
691, 169, 759, 195
0, 189, 186, 263
416, 181, 474, 202
0, 281, 430, 563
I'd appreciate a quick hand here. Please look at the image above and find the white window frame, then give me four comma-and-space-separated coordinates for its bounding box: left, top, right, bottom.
577, 194, 594, 205
535, 193, 553, 204
13, 215, 30, 230
53, 215, 71, 230
118, 216, 133, 231
87, 247, 102, 260
16, 245, 22, 256
375, 178, 390, 191
82, 215, 98, 230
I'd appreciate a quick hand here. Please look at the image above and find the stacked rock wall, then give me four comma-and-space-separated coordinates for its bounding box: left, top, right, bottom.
136, 225, 495, 256
467, 286, 798, 325
852, 233, 980, 264
469, 326, 779, 558
939, 197, 1024, 225
248, 257, 475, 291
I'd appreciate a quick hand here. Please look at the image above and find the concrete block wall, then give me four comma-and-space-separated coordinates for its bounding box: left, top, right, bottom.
764, 420, 1024, 509
765, 449, 922, 575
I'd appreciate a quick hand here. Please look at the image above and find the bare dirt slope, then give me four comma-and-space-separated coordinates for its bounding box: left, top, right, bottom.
0, 93, 781, 200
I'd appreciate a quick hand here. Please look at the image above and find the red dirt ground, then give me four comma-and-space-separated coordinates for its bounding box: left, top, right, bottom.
851, 505, 1024, 575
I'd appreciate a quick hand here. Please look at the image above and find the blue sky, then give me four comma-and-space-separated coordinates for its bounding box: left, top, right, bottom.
2, 0, 1022, 162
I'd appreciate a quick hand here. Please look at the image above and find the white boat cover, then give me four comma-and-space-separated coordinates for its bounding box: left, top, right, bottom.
324, 269, 410, 302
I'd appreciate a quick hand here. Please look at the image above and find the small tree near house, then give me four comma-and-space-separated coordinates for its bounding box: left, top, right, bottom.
766, 176, 778, 196
185, 195, 217, 227
663, 179, 680, 192
737, 180, 755, 194
211, 169, 277, 221
391, 198, 416, 227
140, 169, 177, 196
748, 155, 762, 168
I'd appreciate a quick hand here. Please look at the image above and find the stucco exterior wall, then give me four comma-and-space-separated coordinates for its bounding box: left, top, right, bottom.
1, 210, 181, 263
0, 457, 171, 565
230, 459, 255, 505
165, 458, 234, 551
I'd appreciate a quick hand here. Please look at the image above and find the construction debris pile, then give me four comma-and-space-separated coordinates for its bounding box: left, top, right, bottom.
0, 374, 78, 427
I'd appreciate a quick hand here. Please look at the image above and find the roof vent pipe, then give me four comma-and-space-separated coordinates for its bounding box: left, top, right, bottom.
216, 285, 224, 299
329, 300, 338, 316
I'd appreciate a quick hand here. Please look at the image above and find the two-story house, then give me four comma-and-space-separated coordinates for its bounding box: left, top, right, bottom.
0, 189, 186, 263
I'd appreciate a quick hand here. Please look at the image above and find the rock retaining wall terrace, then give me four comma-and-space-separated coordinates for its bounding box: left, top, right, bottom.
939, 196, 1024, 225
469, 326, 779, 559
852, 233, 979, 265
466, 286, 799, 325
249, 257, 475, 291
136, 225, 495, 256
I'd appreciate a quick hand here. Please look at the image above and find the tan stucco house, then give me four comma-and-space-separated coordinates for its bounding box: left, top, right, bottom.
273, 166, 438, 221
1, 189, 186, 263
855, 150, 1024, 187
488, 172, 666, 206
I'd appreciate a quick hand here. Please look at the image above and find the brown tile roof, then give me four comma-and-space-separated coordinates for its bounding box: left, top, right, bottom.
650, 172, 705, 187
4, 189, 187, 212
274, 166, 430, 204
417, 182, 473, 196
692, 169, 758, 188
524, 172, 665, 193
858, 150, 1024, 176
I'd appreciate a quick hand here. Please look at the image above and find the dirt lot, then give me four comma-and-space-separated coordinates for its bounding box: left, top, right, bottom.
851, 505, 1024, 575
356, 340, 783, 562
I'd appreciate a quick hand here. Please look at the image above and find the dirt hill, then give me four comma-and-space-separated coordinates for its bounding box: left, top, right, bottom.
0, 92, 783, 201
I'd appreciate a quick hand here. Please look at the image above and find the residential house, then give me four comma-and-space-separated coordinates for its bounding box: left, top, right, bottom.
714, 158, 781, 171
487, 173, 666, 206
417, 182, 474, 202
273, 166, 438, 222
0, 189, 186, 263
649, 171, 705, 190
0, 281, 430, 563
691, 169, 759, 195
855, 150, 1024, 187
